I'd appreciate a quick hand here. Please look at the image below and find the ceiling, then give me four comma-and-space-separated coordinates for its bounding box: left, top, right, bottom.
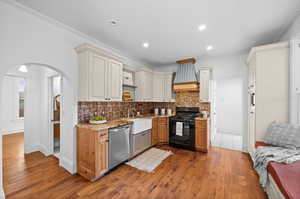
15, 0, 300, 66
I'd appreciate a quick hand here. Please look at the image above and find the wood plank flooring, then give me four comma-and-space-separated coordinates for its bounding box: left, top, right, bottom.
3, 133, 267, 199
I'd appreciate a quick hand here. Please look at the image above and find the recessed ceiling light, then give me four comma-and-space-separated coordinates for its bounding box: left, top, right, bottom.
108, 19, 118, 26
206, 45, 213, 51
19, 65, 28, 73
142, 42, 149, 48
198, 24, 207, 31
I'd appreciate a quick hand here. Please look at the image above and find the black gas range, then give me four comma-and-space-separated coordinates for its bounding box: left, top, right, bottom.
169, 107, 201, 151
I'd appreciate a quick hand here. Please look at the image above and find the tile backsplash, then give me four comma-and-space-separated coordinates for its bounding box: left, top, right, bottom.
78, 102, 175, 123
175, 92, 210, 111
78, 92, 210, 123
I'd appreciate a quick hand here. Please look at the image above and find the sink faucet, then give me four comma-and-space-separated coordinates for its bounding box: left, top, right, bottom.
127, 108, 136, 118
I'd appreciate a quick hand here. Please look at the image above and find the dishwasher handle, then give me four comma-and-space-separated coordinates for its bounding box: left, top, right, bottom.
109, 125, 131, 133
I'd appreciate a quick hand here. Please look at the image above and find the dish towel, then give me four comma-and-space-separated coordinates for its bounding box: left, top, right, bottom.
176, 122, 183, 136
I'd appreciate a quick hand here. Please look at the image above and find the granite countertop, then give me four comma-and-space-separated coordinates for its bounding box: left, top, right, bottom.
195, 117, 210, 120
76, 114, 174, 131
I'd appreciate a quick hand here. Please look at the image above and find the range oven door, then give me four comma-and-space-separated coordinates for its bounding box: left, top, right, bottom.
169, 119, 195, 150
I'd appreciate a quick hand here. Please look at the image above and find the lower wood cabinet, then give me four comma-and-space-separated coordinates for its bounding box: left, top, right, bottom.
151, 118, 158, 145
195, 119, 210, 152
158, 117, 169, 144
77, 127, 108, 181
152, 117, 169, 145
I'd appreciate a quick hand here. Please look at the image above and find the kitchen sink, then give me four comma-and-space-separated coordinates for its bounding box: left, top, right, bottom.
128, 118, 152, 135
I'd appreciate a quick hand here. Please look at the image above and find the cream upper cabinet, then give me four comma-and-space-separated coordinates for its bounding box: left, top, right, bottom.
163, 74, 173, 102
136, 70, 153, 101
152, 73, 173, 102
152, 73, 164, 101
199, 69, 211, 102
106, 59, 123, 101
89, 54, 107, 101
76, 44, 123, 102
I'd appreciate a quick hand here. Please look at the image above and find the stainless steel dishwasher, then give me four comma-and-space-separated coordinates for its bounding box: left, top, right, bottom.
108, 125, 131, 170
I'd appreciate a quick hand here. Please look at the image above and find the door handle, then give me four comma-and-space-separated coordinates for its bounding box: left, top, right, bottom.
251, 93, 255, 106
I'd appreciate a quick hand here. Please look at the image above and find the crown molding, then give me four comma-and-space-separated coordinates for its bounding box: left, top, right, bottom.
246, 42, 289, 64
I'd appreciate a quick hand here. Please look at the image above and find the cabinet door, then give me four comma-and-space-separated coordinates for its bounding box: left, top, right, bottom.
163, 74, 172, 102
199, 69, 210, 102
151, 118, 158, 145
292, 40, 300, 93
153, 74, 164, 102
95, 130, 109, 177
77, 128, 96, 180
195, 120, 209, 152
107, 59, 123, 101
144, 71, 153, 101
158, 118, 169, 143
135, 71, 145, 101
89, 54, 107, 101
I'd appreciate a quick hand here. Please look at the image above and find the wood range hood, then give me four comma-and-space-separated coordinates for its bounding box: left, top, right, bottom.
173, 58, 199, 93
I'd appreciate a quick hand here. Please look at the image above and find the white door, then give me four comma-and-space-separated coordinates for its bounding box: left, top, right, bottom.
107, 59, 123, 101
89, 54, 107, 101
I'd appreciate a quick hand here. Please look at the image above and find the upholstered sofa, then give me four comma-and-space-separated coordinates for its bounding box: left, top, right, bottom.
255, 142, 300, 199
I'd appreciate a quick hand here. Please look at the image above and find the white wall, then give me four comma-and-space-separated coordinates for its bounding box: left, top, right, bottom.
280, 14, 300, 125
1, 76, 24, 134
280, 14, 300, 41
198, 53, 248, 139
0, 1, 153, 197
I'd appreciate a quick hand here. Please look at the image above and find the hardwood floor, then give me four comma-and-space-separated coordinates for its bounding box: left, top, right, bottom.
3, 133, 267, 199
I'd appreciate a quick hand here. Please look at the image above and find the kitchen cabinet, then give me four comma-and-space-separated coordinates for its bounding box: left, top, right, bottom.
135, 70, 153, 101
152, 74, 165, 101
76, 44, 123, 101
195, 119, 210, 152
247, 42, 289, 156
290, 40, 300, 125
77, 127, 108, 181
151, 118, 158, 145
199, 69, 211, 102
152, 73, 173, 102
157, 117, 169, 144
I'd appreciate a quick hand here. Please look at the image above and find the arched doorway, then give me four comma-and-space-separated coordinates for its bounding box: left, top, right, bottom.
0, 62, 76, 197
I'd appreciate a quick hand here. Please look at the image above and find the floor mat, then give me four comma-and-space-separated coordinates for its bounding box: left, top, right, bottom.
126, 148, 173, 172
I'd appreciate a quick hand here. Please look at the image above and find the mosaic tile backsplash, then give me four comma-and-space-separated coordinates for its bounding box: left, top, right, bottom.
78, 102, 175, 123
78, 92, 210, 123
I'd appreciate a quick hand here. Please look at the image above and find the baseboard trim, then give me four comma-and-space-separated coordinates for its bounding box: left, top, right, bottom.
0, 187, 5, 199
59, 156, 76, 174
1, 129, 24, 135
39, 145, 51, 156
24, 145, 40, 154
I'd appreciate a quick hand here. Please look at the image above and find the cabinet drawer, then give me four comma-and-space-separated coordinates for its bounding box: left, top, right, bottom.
158, 117, 168, 124
98, 131, 108, 142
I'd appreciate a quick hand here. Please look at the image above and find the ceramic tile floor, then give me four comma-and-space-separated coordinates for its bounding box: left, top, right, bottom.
211, 132, 243, 151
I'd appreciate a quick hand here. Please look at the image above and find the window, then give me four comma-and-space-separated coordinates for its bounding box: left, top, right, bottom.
16, 78, 26, 119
